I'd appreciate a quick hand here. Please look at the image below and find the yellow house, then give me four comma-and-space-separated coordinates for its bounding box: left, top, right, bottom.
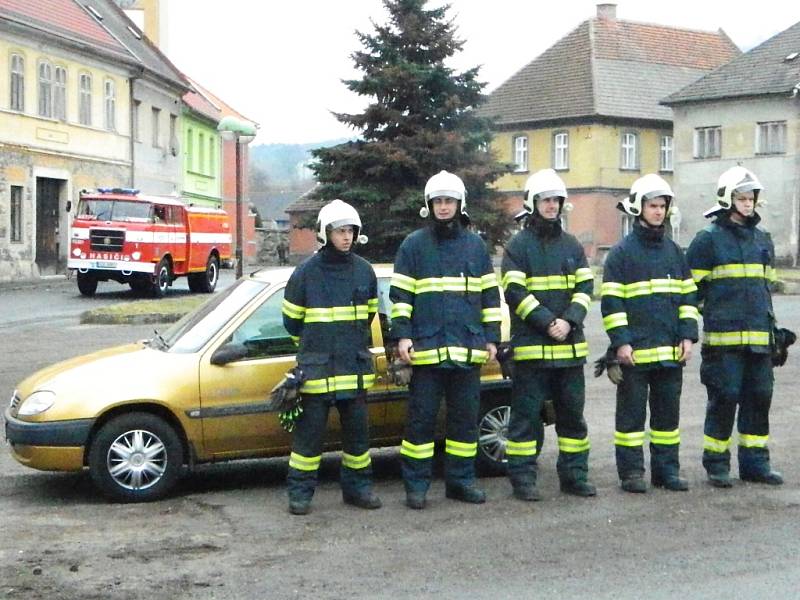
480, 4, 739, 259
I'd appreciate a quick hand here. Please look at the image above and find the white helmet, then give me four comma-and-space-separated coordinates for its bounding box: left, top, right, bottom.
703, 166, 764, 218
421, 170, 467, 218
618, 173, 674, 217
523, 169, 568, 215
316, 199, 367, 246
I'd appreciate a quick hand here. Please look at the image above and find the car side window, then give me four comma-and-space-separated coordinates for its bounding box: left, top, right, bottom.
377, 276, 393, 344
229, 287, 296, 359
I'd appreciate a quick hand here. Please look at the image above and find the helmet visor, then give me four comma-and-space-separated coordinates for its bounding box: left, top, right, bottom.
327, 218, 359, 231
642, 189, 673, 203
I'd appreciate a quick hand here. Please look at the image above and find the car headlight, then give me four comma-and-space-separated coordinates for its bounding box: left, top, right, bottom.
18, 391, 56, 416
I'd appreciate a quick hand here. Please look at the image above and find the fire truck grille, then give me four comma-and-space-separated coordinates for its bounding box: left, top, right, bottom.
90, 229, 125, 252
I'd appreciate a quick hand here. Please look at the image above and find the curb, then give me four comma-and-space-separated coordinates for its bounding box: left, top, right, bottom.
80, 311, 186, 325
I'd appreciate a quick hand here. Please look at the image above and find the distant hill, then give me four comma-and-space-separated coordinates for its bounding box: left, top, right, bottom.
250, 138, 352, 186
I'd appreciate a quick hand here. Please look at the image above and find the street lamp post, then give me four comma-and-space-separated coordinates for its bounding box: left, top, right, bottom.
217, 116, 256, 279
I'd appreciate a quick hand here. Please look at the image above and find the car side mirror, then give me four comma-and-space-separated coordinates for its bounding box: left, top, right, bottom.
210, 343, 248, 365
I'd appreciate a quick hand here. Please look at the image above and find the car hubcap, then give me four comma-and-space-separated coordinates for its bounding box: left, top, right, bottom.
107, 429, 167, 490
478, 405, 510, 465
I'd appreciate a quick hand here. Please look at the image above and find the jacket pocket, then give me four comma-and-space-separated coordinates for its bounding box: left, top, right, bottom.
296, 351, 331, 380
356, 349, 376, 375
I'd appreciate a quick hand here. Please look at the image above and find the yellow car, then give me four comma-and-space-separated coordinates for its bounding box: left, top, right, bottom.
5, 266, 514, 502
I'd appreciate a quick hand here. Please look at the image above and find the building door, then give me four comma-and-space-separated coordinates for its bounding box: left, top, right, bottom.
36, 177, 63, 274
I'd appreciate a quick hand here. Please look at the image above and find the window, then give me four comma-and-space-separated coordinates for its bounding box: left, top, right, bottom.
198, 132, 205, 173
660, 135, 674, 172
38, 60, 53, 118
169, 114, 177, 154
186, 128, 193, 170
10, 54, 24, 112
79, 72, 92, 125
209, 136, 216, 174
694, 126, 721, 159
151, 107, 161, 147
513, 135, 528, 172
553, 132, 569, 170
53, 66, 66, 121
756, 121, 787, 155
620, 132, 638, 170
104, 78, 115, 130
228, 288, 296, 359
10, 186, 23, 243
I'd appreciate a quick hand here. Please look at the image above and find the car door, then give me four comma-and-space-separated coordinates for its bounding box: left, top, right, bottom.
198, 285, 387, 458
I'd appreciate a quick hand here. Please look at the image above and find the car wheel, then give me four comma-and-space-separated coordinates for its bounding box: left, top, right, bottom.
76, 271, 98, 297
476, 400, 510, 475
88, 412, 183, 503
188, 255, 219, 293
151, 259, 171, 298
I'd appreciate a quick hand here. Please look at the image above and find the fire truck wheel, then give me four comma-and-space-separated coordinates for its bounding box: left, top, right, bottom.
77, 272, 98, 297
88, 412, 184, 503
188, 255, 219, 293
152, 259, 171, 298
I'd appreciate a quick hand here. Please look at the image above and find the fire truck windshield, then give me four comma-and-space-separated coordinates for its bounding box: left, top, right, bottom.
76, 199, 153, 222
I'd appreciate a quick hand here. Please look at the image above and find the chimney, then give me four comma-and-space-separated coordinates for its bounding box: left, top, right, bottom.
596, 3, 617, 20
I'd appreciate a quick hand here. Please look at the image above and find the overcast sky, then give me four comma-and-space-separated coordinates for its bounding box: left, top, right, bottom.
163, 0, 800, 145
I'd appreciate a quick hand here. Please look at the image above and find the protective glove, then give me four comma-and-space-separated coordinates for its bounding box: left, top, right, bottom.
593, 348, 623, 385
267, 366, 305, 412
772, 327, 797, 367
387, 358, 413, 386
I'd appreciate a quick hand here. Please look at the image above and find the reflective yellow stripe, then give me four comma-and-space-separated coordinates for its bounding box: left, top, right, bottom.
601, 282, 625, 298
680, 278, 698, 294
739, 433, 769, 448
705, 331, 770, 347
679, 305, 700, 321
445, 438, 478, 458
571, 292, 591, 310
368, 297, 379, 313
289, 452, 321, 471
710, 263, 770, 280
526, 274, 575, 291
624, 278, 684, 298
481, 273, 499, 290
410, 346, 489, 365
502, 270, 527, 289
506, 439, 537, 456
514, 342, 588, 361
603, 312, 628, 331
400, 440, 435, 460
290, 335, 300, 346
766, 266, 778, 282
304, 305, 370, 323
650, 428, 680, 446
390, 302, 413, 319
391, 273, 416, 293
632, 346, 680, 363
282, 299, 306, 319
481, 307, 503, 323
691, 268, 711, 283
703, 435, 731, 453
558, 436, 590, 453
415, 276, 482, 294
341, 451, 371, 470
615, 431, 645, 447
300, 373, 376, 394
575, 267, 594, 283
516, 294, 539, 319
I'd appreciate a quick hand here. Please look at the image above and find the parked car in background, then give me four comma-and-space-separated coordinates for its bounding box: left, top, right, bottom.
68, 188, 231, 297
5, 266, 513, 502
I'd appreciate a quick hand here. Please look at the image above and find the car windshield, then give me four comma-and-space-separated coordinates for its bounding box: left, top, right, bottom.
159, 279, 269, 353
76, 199, 153, 223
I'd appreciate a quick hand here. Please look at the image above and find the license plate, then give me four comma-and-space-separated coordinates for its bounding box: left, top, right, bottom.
94, 261, 116, 269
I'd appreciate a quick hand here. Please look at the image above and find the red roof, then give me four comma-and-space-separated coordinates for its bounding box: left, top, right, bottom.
0, 0, 126, 54
188, 77, 258, 127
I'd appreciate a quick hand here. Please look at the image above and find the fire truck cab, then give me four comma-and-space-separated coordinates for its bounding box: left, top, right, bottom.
68, 188, 232, 297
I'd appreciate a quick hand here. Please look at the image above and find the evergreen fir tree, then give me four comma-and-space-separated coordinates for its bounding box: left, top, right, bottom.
310, 0, 507, 260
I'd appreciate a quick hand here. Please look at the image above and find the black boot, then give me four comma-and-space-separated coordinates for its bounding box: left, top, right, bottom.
620, 475, 647, 493
405, 492, 427, 510
707, 472, 733, 488
445, 484, 486, 504
652, 473, 689, 491
343, 491, 383, 509
512, 482, 541, 502
560, 479, 597, 497
288, 498, 311, 515
741, 470, 783, 485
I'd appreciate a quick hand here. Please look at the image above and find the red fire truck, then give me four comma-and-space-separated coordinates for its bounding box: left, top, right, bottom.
68, 188, 232, 297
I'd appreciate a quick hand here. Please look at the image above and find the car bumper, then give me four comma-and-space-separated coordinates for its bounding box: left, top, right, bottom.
4, 408, 92, 471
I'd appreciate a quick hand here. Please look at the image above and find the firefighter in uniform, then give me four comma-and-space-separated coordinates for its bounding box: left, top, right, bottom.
282, 200, 382, 515
502, 169, 595, 500
601, 174, 698, 493
686, 166, 783, 487
390, 170, 502, 509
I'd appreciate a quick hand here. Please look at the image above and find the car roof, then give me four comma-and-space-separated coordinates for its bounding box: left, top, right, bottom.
247, 263, 394, 285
